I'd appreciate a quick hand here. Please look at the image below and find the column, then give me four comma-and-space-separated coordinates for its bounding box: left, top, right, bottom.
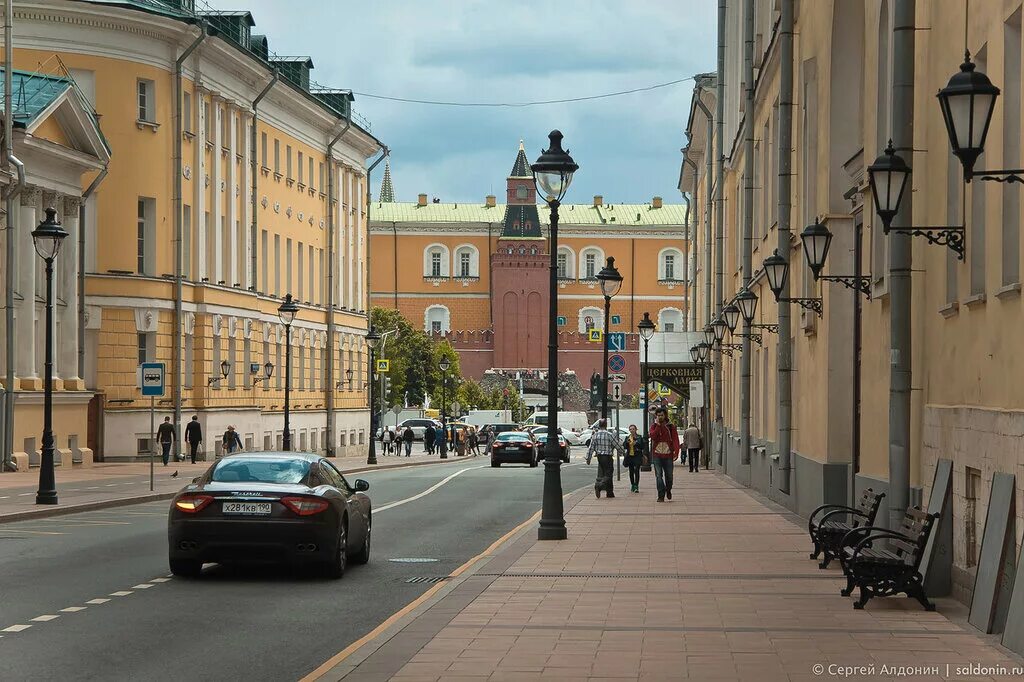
195, 87, 208, 282
59, 196, 82, 386
241, 116, 252, 289
15, 187, 39, 386
211, 94, 224, 285
345, 167, 355, 309
226, 103, 238, 287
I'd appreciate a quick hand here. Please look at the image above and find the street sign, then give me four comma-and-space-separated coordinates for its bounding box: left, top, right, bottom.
557, 315, 567, 326
611, 383, 622, 401
607, 332, 626, 351
249, 362, 260, 375
588, 329, 602, 342
139, 362, 165, 397
608, 353, 626, 372
609, 373, 627, 383
376, 359, 390, 373
611, 314, 621, 325
450, 401, 461, 416
657, 383, 671, 397
689, 381, 705, 407
391, 404, 402, 415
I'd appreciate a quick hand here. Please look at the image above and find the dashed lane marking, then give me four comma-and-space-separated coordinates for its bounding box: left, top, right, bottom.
131, 584, 153, 589
0, 528, 65, 535
85, 599, 110, 605
17, 493, 33, 497
108, 591, 133, 597
31, 615, 58, 622
2, 625, 31, 632
60, 607, 86, 613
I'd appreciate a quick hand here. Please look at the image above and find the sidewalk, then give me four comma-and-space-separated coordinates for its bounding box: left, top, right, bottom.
330, 469, 1024, 681
0, 448, 467, 522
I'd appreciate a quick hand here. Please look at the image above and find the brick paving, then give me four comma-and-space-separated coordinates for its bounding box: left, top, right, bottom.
340, 469, 1024, 681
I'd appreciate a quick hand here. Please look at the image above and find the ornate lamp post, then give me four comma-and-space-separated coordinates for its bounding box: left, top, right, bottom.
596, 256, 622, 422
637, 311, 655, 472
278, 294, 299, 451
253, 361, 274, 388
33, 207, 68, 505
365, 326, 381, 464
532, 129, 578, 542
439, 356, 450, 459
762, 249, 823, 317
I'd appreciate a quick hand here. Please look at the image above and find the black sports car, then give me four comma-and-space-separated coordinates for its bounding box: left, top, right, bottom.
167, 453, 371, 579
490, 431, 538, 467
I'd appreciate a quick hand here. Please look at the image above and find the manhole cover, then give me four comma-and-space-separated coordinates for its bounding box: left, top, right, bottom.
388, 558, 439, 563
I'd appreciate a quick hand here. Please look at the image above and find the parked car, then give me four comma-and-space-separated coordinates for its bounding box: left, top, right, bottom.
489, 431, 538, 467
377, 418, 442, 441
521, 411, 590, 433
481, 422, 522, 449
534, 432, 570, 462
528, 426, 582, 446
579, 426, 630, 447
167, 453, 371, 579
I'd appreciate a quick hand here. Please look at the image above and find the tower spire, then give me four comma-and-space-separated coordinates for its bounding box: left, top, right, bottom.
379, 158, 394, 202
509, 139, 531, 178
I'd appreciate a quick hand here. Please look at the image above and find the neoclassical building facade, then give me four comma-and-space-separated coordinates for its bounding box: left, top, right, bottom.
369, 144, 692, 398
1, 0, 382, 468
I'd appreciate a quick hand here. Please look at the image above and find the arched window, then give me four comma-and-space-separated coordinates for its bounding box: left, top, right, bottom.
556, 246, 576, 279
424, 305, 451, 335
579, 247, 604, 279
578, 306, 603, 334
453, 244, 479, 278
658, 308, 684, 333
422, 243, 450, 278
658, 247, 684, 281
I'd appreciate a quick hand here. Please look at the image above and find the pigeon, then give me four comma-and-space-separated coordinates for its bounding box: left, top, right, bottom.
171, 470, 179, 478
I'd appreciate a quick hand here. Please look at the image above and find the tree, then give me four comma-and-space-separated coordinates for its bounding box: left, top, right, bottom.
428, 341, 462, 410
369, 307, 437, 407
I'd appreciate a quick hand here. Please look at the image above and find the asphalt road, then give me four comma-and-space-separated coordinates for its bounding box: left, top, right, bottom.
0, 452, 597, 681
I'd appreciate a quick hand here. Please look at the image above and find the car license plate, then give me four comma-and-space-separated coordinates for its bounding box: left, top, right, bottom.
222, 502, 272, 515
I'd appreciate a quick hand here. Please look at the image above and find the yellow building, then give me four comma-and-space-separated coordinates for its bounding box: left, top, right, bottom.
1, 0, 383, 469
683, 0, 1024, 605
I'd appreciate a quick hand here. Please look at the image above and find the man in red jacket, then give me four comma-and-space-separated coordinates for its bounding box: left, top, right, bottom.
648, 407, 679, 502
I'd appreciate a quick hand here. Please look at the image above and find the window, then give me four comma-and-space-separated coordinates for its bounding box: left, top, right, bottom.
557, 253, 568, 278
431, 251, 442, 277
309, 245, 315, 304
665, 254, 675, 280
221, 215, 229, 283
202, 100, 211, 138
423, 244, 450, 278
261, 132, 268, 167
227, 337, 237, 388
274, 139, 280, 174
184, 333, 194, 389
459, 251, 471, 277
424, 305, 450, 334
137, 79, 155, 122
261, 230, 269, 293
273, 234, 281, 295
965, 466, 981, 568
516, 186, 528, 199
309, 157, 315, 191
319, 162, 325, 193
453, 245, 478, 278
183, 91, 192, 133
183, 205, 192, 280
137, 332, 150, 365
578, 307, 602, 333
136, 198, 155, 275
659, 248, 683, 281
298, 242, 305, 300
137, 200, 146, 273
658, 308, 683, 333
286, 239, 293, 294
219, 105, 228, 144
298, 151, 304, 185
286, 145, 293, 179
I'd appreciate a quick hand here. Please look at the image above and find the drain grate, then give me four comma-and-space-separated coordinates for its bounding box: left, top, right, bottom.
406, 576, 452, 584
474, 572, 838, 580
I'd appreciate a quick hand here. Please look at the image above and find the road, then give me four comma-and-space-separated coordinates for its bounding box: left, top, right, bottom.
0, 452, 598, 681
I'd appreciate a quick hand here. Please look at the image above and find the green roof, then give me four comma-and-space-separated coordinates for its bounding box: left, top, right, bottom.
0, 71, 72, 127
371, 201, 688, 227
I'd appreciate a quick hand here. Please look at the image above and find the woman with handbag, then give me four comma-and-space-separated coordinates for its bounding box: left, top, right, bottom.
622, 424, 647, 493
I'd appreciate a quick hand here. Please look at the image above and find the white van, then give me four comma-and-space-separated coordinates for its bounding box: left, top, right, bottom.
522, 411, 589, 433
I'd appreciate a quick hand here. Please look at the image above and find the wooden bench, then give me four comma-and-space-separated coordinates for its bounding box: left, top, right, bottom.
838, 506, 938, 611
808, 489, 885, 569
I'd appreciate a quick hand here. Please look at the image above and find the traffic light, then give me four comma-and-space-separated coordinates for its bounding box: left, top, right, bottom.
589, 372, 602, 410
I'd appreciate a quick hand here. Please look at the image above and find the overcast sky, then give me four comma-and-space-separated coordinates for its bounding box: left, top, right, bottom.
208, 1, 716, 205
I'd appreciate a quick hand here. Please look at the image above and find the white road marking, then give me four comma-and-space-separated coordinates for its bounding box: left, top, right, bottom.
31, 615, 58, 622
0, 528, 65, 535
85, 487, 100, 490
17, 492, 33, 497
60, 607, 87, 613
131, 584, 153, 589
2, 625, 31, 632
375, 465, 486, 513
85, 599, 110, 605
108, 591, 133, 597
150, 578, 171, 583
105, 484, 117, 487
0, 495, 8, 499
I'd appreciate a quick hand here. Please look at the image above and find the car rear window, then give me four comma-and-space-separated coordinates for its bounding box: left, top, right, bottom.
497, 432, 529, 441
211, 457, 310, 484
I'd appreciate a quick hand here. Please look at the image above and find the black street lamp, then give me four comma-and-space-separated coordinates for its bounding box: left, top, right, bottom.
532, 129, 577, 542
637, 311, 656, 473
762, 249, 823, 317
278, 294, 299, 451
800, 219, 871, 296
33, 207, 68, 505
937, 53, 1001, 181
365, 326, 381, 464
439, 356, 450, 460
253, 361, 274, 387
596, 256, 622, 422
702, 324, 715, 347
735, 287, 758, 325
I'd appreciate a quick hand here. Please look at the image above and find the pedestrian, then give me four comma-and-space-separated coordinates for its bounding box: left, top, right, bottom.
402, 424, 414, 456
586, 419, 622, 499
622, 424, 647, 493
222, 425, 243, 455
184, 415, 202, 464
157, 416, 175, 466
424, 423, 436, 455
381, 427, 392, 455
468, 427, 480, 456
448, 422, 457, 452
649, 408, 680, 502
682, 421, 703, 473
456, 427, 467, 456
436, 424, 447, 455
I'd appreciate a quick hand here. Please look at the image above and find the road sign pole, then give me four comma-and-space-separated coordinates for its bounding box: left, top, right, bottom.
150, 396, 155, 492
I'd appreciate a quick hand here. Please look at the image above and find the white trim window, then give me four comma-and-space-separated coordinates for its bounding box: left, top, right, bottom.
580, 247, 604, 279
453, 244, 479, 278
556, 246, 575, 279
424, 305, 451, 335
423, 244, 450, 278
578, 306, 603, 334
658, 248, 684, 281
658, 308, 684, 333
137, 79, 155, 123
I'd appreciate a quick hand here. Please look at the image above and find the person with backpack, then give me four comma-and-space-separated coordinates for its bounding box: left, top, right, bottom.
402, 424, 414, 456
682, 422, 703, 472
648, 407, 680, 502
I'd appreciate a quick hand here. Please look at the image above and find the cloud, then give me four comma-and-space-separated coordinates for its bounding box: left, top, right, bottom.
206, 0, 716, 204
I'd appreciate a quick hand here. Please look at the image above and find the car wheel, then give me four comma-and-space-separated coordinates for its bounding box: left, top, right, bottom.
491, 460, 500, 467
325, 520, 348, 579
169, 558, 202, 578
351, 516, 371, 565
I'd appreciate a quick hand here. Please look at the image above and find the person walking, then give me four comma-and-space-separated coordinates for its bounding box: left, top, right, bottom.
456, 427, 467, 456
448, 422, 457, 452
622, 424, 647, 493
223, 425, 243, 455
184, 415, 202, 464
157, 416, 175, 466
649, 407, 680, 502
424, 423, 436, 455
402, 424, 414, 456
682, 422, 703, 473
383, 427, 394, 455
436, 424, 447, 455
468, 427, 480, 456
586, 419, 622, 499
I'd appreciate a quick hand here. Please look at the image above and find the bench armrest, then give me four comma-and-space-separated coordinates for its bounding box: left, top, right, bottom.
809, 504, 856, 535
849, 530, 919, 563
839, 525, 889, 548
819, 508, 869, 526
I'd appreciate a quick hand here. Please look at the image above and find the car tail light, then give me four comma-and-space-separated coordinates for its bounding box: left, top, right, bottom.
281, 496, 329, 516
524, 442, 533, 448
175, 495, 214, 513
493, 443, 503, 449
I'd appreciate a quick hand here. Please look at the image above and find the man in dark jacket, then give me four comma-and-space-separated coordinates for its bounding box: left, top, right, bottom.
223, 426, 242, 455
402, 425, 414, 456
184, 415, 202, 464
157, 416, 175, 466
424, 424, 436, 455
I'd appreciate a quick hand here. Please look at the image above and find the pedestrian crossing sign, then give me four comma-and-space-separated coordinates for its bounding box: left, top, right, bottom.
588, 329, 602, 342
376, 359, 390, 373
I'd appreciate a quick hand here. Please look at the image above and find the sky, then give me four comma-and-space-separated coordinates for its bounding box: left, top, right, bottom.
207, 0, 717, 205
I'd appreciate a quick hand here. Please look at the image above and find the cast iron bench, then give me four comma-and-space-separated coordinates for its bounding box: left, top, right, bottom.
838, 506, 938, 611
808, 489, 885, 569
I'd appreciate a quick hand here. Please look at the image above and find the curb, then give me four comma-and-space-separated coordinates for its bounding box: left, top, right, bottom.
0, 455, 477, 524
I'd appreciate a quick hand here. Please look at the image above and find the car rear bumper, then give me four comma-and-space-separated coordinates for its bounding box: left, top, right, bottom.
490, 450, 536, 464
168, 518, 337, 564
